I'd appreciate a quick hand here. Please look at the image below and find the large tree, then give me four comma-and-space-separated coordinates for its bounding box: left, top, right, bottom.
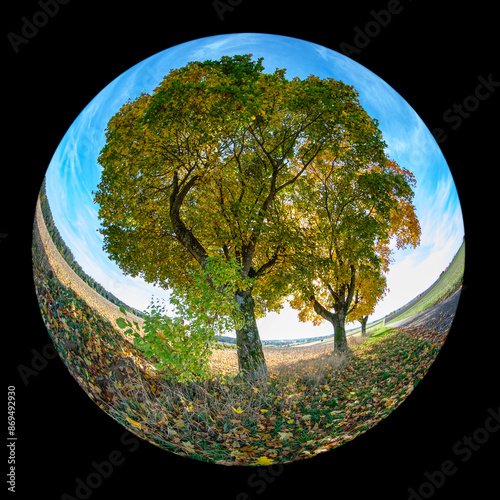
288, 156, 421, 352
93, 55, 389, 380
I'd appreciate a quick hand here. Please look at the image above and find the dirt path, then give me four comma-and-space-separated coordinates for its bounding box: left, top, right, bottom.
387, 289, 462, 331
386, 289, 462, 345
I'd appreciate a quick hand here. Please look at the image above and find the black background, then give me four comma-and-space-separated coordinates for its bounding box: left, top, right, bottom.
3, 1, 498, 499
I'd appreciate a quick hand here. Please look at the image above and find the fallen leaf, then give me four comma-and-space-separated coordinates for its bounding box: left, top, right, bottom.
126, 416, 142, 430
181, 441, 196, 453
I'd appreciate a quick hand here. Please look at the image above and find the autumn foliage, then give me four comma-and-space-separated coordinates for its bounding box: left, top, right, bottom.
288, 158, 421, 351
94, 54, 420, 381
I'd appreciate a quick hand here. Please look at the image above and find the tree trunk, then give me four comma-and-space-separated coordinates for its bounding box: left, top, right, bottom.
234, 290, 268, 380
311, 297, 349, 353
360, 315, 369, 337
331, 310, 349, 352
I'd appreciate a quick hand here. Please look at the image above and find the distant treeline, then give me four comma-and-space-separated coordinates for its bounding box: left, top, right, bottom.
215, 334, 337, 347
38, 179, 144, 318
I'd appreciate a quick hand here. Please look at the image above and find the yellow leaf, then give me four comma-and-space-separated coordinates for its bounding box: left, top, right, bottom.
278, 432, 294, 441
286, 419, 294, 424
232, 406, 244, 414
156, 332, 167, 341
255, 456, 274, 466
181, 441, 196, 453
125, 416, 142, 430
174, 418, 185, 428
260, 409, 268, 413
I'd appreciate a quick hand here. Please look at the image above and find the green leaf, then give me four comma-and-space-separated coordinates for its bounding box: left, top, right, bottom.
116, 317, 127, 329
119, 306, 126, 314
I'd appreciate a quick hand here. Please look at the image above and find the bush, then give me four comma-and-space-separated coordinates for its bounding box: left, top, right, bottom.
116, 256, 253, 383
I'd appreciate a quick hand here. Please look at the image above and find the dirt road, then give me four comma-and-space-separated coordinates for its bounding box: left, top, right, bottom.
386, 289, 462, 345
387, 289, 462, 331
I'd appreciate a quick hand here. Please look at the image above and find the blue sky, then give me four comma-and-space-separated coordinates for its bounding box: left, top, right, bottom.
44, 33, 464, 340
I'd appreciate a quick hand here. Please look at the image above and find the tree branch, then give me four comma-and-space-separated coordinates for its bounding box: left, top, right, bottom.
327, 284, 339, 302
347, 287, 360, 315
169, 170, 208, 268
345, 265, 357, 312
240, 162, 279, 276
253, 245, 284, 278
309, 295, 335, 324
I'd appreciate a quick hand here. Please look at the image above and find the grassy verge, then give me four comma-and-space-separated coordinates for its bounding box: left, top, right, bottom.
106, 327, 440, 465
363, 326, 395, 345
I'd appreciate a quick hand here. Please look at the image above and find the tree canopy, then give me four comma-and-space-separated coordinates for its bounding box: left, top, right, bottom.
94, 54, 410, 379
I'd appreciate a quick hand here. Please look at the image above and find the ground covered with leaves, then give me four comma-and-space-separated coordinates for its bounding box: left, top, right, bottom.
33, 232, 448, 465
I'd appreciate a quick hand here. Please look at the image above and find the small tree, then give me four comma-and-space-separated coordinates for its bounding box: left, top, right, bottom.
289, 156, 421, 352
349, 270, 389, 337
116, 256, 251, 382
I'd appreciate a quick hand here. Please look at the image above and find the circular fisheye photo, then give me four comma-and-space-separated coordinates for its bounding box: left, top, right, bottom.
32, 33, 464, 465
